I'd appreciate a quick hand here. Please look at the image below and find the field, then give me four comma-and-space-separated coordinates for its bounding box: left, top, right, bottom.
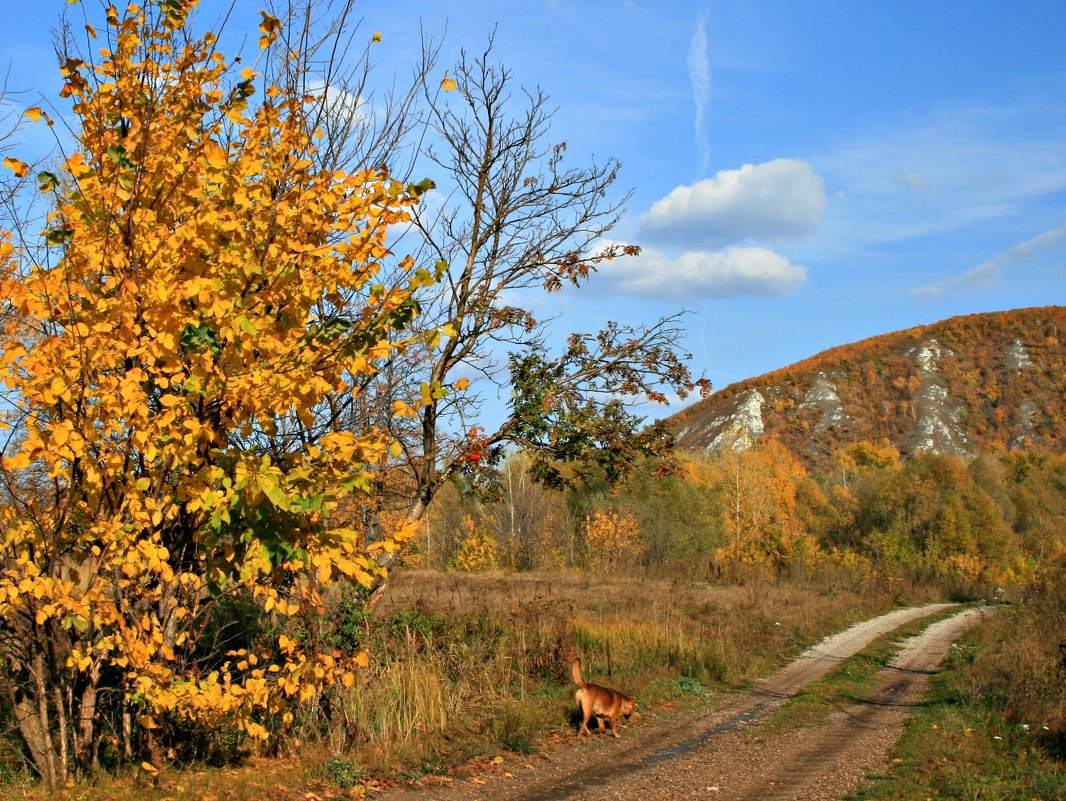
0, 568, 917, 800
3, 567, 1062, 800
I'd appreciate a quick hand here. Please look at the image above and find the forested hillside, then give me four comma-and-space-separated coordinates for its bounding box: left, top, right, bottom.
668, 306, 1066, 467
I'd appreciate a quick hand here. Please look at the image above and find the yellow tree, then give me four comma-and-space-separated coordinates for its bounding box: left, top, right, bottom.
714, 439, 819, 568
583, 509, 643, 571
0, 1, 432, 787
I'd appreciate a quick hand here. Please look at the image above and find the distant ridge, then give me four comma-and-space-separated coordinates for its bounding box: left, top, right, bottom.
668, 306, 1066, 466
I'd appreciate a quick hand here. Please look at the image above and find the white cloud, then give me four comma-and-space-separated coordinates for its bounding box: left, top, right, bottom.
600, 244, 808, 301
909, 220, 1066, 302
641, 158, 826, 247
305, 80, 372, 131
687, 9, 712, 179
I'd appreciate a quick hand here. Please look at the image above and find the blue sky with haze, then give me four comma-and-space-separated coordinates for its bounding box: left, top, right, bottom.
3, 1, 1064, 418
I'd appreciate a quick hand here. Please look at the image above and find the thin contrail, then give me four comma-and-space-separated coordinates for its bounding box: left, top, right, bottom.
687, 8, 712, 179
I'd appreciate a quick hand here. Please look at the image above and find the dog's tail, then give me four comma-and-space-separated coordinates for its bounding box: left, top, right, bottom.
571, 658, 586, 688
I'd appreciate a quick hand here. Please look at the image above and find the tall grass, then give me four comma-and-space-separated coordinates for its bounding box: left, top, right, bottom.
295, 568, 912, 776
337, 655, 450, 750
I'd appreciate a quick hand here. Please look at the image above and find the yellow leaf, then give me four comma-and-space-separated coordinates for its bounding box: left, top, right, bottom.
440, 73, 457, 93
202, 141, 227, 169
51, 425, 69, 447
354, 650, 369, 668
24, 107, 42, 121
140, 761, 158, 774
372, 32, 382, 43
3, 157, 28, 178
258, 12, 281, 48
455, 377, 470, 391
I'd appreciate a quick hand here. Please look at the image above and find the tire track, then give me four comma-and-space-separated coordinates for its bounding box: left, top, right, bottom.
694, 606, 992, 801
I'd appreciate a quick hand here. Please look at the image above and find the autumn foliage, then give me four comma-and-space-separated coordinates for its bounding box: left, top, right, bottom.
583, 510, 643, 570
0, 1, 429, 786
669, 306, 1066, 464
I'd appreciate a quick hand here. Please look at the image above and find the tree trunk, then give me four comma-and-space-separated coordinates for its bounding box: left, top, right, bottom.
9, 651, 68, 791
75, 661, 103, 774
12, 692, 57, 791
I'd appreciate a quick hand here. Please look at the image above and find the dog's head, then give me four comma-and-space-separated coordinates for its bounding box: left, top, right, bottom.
620, 695, 636, 718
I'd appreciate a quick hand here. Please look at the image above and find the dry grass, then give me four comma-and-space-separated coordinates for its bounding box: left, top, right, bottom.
0, 568, 922, 800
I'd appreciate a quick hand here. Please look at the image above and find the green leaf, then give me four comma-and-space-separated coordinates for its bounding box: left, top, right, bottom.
37, 171, 59, 193
407, 177, 436, 197
180, 322, 222, 354
46, 228, 74, 246
106, 145, 136, 171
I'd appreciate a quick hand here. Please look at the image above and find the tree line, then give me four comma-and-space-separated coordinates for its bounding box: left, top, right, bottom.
419, 441, 1066, 591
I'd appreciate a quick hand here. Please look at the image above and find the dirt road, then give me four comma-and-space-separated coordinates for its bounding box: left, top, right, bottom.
375, 603, 992, 801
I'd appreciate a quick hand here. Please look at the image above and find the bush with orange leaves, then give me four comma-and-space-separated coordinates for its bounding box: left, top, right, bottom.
583, 510, 644, 571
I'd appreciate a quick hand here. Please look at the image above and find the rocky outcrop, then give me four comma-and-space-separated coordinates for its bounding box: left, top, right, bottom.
902, 340, 970, 457
800, 372, 848, 433
676, 389, 765, 452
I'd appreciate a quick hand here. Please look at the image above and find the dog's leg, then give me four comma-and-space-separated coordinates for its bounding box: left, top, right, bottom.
607, 712, 620, 737
579, 713, 593, 738
577, 700, 593, 738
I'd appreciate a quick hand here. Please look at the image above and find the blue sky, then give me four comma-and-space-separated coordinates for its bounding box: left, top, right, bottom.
3, 1, 1065, 419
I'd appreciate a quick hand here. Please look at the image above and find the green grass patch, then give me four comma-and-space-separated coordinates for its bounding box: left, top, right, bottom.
845, 672, 1065, 800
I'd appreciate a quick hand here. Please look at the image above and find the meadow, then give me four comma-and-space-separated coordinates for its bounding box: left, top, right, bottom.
1, 562, 1062, 800
0, 567, 925, 799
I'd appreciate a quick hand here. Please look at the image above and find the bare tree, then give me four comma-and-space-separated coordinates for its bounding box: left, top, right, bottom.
491, 454, 559, 570
356, 40, 707, 602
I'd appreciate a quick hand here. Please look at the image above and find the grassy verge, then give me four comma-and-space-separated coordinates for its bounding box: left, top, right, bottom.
848, 699, 1065, 800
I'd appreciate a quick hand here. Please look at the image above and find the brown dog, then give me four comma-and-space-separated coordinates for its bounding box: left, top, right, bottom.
572, 659, 635, 738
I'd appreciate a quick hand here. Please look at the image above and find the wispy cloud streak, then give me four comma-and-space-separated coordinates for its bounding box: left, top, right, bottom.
910, 219, 1066, 301
687, 8, 712, 179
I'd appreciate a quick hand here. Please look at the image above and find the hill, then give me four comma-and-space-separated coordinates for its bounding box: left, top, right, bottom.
668, 306, 1066, 466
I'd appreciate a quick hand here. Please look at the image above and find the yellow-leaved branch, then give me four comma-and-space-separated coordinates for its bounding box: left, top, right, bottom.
0, 0, 430, 787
